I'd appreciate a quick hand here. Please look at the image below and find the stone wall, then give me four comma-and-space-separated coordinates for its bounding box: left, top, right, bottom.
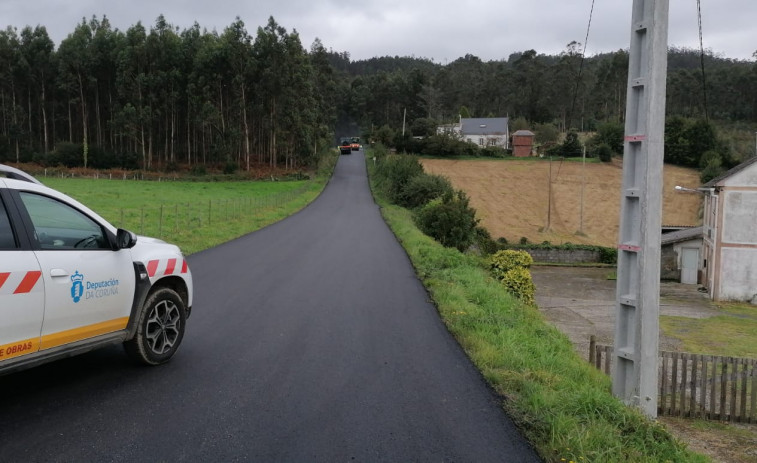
525, 249, 601, 264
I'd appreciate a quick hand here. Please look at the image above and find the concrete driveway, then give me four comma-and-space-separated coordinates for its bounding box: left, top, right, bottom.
531, 266, 719, 359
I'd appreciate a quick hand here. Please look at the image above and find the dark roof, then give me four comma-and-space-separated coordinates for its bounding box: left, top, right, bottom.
660, 226, 703, 246
460, 118, 508, 136
703, 155, 757, 187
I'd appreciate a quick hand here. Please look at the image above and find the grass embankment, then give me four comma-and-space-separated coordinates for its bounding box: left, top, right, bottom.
43, 154, 337, 255
368, 158, 707, 462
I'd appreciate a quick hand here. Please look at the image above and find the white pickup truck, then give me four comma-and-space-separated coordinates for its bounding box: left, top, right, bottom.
0, 164, 193, 375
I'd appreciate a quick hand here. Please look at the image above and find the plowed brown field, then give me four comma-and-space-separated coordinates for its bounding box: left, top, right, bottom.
421, 158, 702, 247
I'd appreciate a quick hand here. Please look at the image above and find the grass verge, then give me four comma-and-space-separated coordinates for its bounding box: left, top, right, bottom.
368, 156, 707, 462
661, 302, 757, 358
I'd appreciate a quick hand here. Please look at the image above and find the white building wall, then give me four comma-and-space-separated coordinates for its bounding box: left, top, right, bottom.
719, 248, 757, 302
722, 191, 757, 244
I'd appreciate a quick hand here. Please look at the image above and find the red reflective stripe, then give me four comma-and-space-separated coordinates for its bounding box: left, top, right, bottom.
165, 259, 177, 275
14, 271, 41, 294
0, 272, 9, 290
146, 260, 159, 277
181, 260, 188, 274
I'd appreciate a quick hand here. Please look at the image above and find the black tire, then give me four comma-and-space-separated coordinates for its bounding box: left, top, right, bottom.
124, 287, 186, 365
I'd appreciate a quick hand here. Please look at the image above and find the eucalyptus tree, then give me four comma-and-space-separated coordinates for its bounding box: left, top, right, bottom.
58, 18, 95, 166
115, 22, 150, 166
0, 27, 24, 161
220, 18, 254, 170
252, 17, 288, 168
147, 15, 183, 165
20, 26, 55, 154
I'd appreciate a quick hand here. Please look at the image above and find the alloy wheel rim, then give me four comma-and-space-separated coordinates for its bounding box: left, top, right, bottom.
145, 299, 181, 354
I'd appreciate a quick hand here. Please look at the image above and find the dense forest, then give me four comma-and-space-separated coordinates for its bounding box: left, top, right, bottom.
1, 15, 756, 172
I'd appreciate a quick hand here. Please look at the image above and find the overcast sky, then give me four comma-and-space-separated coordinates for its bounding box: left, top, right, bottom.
2, 0, 755, 62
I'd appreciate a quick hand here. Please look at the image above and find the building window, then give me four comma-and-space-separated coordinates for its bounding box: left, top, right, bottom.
479, 138, 484, 146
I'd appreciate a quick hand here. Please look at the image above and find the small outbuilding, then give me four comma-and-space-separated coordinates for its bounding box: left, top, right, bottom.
660, 226, 703, 284
512, 130, 535, 157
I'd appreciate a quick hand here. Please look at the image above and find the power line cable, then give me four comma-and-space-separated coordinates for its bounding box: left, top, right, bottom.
568, 0, 596, 131
697, 0, 710, 122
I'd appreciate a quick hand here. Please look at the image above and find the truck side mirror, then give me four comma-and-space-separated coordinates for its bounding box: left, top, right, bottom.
116, 229, 137, 249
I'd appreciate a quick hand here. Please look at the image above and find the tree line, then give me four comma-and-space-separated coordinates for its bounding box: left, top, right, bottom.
0, 15, 341, 171
336, 44, 757, 167
2, 15, 756, 172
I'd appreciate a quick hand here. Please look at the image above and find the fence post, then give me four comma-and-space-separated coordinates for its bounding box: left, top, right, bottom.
740, 358, 748, 422
751, 364, 757, 423
728, 357, 739, 423
710, 357, 718, 420
589, 335, 596, 365
208, 200, 212, 225
690, 355, 699, 418
680, 354, 689, 417
699, 355, 709, 419
661, 352, 669, 415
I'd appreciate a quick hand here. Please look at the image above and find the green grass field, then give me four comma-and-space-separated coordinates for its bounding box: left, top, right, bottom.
40, 160, 334, 255
661, 302, 757, 358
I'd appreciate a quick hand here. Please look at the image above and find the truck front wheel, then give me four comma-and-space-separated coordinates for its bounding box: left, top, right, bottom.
125, 287, 187, 365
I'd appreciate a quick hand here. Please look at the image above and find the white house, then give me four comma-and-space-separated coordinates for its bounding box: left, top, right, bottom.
700, 156, 757, 302
437, 117, 510, 149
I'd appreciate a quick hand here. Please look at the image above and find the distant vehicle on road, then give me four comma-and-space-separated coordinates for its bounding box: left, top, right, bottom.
350, 137, 361, 151
339, 137, 352, 155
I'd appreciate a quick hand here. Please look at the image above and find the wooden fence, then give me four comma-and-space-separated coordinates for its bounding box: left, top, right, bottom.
589, 337, 757, 422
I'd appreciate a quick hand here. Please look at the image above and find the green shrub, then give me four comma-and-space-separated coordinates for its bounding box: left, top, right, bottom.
473, 226, 499, 255
489, 250, 534, 278
51, 142, 83, 167
414, 190, 479, 252
489, 250, 536, 304
190, 164, 207, 176
481, 146, 509, 158
500, 267, 536, 306
398, 173, 453, 209
591, 121, 625, 154
374, 154, 424, 204
597, 246, 618, 264
595, 143, 613, 162
223, 161, 238, 174
371, 142, 389, 159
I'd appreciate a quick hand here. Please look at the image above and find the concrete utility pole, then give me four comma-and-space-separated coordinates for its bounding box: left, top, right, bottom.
612, 0, 669, 418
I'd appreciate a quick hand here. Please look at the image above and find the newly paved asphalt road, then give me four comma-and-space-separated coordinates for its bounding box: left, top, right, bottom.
0, 152, 540, 462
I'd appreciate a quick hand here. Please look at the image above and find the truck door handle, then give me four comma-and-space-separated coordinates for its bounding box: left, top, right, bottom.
50, 269, 69, 278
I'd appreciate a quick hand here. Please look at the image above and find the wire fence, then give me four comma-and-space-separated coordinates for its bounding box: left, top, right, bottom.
28, 163, 328, 241
113, 183, 313, 239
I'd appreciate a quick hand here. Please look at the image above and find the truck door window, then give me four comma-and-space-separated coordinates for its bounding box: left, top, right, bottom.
19, 192, 109, 250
